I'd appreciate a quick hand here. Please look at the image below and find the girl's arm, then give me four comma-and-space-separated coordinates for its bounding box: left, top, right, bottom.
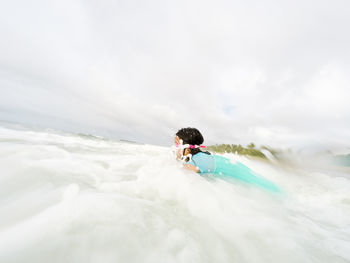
183, 163, 200, 173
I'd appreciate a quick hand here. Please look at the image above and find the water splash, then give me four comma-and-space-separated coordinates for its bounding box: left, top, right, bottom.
0, 125, 349, 263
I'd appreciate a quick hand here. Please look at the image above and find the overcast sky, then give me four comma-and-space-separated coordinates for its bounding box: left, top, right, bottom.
0, 0, 349, 149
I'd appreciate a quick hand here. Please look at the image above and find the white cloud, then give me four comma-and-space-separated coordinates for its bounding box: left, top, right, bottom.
0, 0, 350, 149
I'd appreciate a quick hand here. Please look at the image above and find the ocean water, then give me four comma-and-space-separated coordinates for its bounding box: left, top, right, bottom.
0, 125, 349, 263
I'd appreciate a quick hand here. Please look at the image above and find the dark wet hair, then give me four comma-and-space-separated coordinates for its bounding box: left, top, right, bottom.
176, 127, 211, 158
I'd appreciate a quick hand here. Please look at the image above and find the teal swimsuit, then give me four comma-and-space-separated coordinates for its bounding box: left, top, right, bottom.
187, 152, 280, 192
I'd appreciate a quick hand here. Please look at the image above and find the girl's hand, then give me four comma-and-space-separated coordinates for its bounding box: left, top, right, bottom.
183, 163, 200, 173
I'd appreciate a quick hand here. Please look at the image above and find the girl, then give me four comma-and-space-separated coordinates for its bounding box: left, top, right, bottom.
173, 127, 280, 192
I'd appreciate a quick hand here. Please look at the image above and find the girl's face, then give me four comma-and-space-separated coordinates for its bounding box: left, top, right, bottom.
174, 136, 182, 158
174, 136, 189, 158
174, 135, 180, 145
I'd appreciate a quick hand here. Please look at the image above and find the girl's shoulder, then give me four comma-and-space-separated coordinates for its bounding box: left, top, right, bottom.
192, 151, 212, 159
190, 151, 215, 173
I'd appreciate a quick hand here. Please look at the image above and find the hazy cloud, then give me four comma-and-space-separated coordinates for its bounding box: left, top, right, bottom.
1, 0, 349, 148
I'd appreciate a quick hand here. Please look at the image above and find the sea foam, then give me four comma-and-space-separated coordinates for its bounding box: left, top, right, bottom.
0, 125, 349, 263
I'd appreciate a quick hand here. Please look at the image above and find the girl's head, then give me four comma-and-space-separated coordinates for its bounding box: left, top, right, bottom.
174, 127, 208, 161
175, 127, 204, 146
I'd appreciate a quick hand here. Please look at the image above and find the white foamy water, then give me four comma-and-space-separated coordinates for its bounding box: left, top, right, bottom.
0, 125, 349, 263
